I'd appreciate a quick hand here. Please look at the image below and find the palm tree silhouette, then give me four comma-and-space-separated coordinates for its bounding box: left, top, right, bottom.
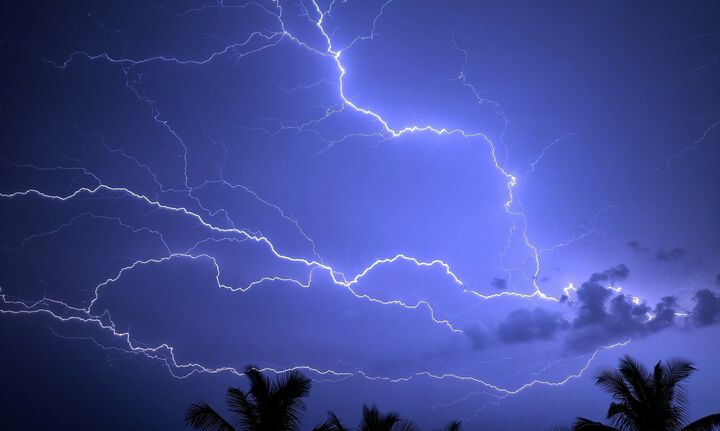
314, 405, 436, 431
313, 412, 349, 431
441, 420, 462, 431
573, 355, 720, 431
185, 365, 311, 431
357, 405, 412, 431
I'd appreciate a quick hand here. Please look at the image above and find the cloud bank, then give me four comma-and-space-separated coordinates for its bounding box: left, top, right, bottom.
471, 264, 720, 352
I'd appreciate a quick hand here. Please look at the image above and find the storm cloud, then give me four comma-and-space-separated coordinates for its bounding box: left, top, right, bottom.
489, 265, 691, 351
655, 247, 686, 262
627, 240, 648, 252
496, 308, 569, 343
464, 325, 491, 350
564, 263, 677, 351
491, 278, 508, 290
566, 290, 678, 351
588, 264, 630, 284
484, 263, 720, 352
692, 289, 720, 326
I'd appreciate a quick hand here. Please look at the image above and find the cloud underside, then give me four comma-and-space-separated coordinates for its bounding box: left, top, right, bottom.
467, 264, 720, 352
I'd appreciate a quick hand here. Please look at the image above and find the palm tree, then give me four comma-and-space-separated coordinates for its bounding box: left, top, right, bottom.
573, 355, 720, 431
441, 420, 462, 431
185, 365, 312, 431
314, 405, 424, 431
313, 412, 349, 431
358, 405, 418, 431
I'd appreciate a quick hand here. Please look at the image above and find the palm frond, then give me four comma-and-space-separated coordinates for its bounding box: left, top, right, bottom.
651, 358, 694, 429
664, 358, 696, 387
595, 369, 636, 404
617, 355, 652, 404
273, 372, 312, 430
588, 356, 716, 431
572, 417, 620, 431
594, 367, 642, 429
682, 413, 720, 431
244, 365, 270, 406
444, 420, 462, 431
312, 423, 335, 431
359, 405, 401, 431
606, 402, 639, 430
275, 370, 313, 399
226, 387, 258, 431
328, 412, 349, 431
185, 402, 235, 431
359, 405, 379, 431
313, 412, 348, 431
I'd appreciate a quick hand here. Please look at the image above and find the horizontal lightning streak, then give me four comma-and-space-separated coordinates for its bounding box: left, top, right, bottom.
0, 0, 632, 401
0, 287, 631, 394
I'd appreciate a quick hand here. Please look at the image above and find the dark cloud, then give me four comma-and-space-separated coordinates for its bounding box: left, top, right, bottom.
564, 264, 679, 351
491, 278, 508, 290
643, 296, 679, 334
567, 291, 676, 351
655, 247, 686, 262
496, 308, 568, 343
604, 294, 650, 332
716, 273, 720, 286
574, 281, 613, 326
485, 264, 720, 352
626, 240, 648, 252
692, 289, 720, 327
464, 325, 490, 350
588, 264, 630, 284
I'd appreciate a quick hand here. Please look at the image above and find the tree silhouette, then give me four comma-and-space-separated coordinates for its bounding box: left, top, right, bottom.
314, 405, 432, 431
441, 420, 462, 431
185, 365, 311, 431
313, 412, 349, 431
573, 355, 720, 431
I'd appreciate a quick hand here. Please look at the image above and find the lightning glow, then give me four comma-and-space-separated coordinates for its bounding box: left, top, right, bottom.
0, 0, 655, 409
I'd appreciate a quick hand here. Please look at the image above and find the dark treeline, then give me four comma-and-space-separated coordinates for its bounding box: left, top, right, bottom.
184, 356, 720, 431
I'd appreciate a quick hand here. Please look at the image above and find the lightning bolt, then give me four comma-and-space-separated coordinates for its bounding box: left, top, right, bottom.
0, 0, 637, 407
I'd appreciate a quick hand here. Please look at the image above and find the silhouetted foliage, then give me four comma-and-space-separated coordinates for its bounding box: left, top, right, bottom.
185, 365, 311, 431
313, 412, 350, 431
313, 404, 426, 431
572, 355, 720, 431
442, 420, 462, 431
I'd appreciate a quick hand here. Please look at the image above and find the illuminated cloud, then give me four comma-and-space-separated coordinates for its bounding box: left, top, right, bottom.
495, 265, 683, 351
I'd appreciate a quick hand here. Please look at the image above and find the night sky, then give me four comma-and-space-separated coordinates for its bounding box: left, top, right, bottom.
1, 1, 720, 429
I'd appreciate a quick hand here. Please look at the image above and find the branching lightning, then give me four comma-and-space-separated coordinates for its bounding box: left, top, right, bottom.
0, 0, 637, 405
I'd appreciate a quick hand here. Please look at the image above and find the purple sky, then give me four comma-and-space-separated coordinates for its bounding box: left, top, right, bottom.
1, 1, 719, 429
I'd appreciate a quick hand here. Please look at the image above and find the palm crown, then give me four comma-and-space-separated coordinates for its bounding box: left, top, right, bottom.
313, 405, 460, 431
185, 365, 312, 431
573, 355, 720, 431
